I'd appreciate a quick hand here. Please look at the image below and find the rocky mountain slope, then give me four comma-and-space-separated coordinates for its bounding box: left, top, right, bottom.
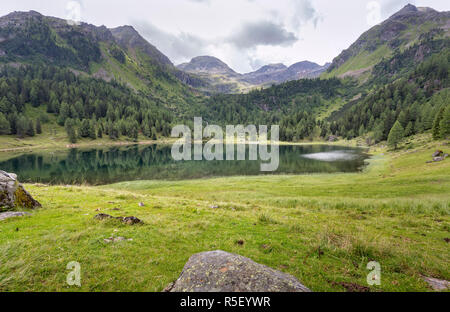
324, 4, 450, 80
177, 56, 330, 93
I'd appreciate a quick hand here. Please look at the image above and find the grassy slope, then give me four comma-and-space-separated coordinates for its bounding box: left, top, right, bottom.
0, 135, 449, 292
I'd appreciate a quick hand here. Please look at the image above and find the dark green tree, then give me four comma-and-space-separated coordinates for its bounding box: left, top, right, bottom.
388, 121, 404, 149
432, 107, 445, 140
65, 119, 77, 143
36, 118, 42, 134
0, 112, 11, 135
439, 105, 450, 139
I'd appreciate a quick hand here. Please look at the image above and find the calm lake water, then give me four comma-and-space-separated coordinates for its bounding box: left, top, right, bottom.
0, 144, 369, 185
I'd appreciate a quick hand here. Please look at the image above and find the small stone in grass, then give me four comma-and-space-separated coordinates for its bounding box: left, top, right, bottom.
139, 202, 145, 207
104, 237, 131, 243
210, 205, 219, 209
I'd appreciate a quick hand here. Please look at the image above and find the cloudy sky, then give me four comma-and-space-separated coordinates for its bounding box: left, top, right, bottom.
0, 0, 448, 73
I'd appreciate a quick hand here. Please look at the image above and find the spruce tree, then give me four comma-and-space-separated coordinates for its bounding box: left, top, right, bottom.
439, 105, 450, 139
36, 118, 42, 134
0, 112, 10, 135
432, 107, 445, 140
26, 119, 35, 137
65, 119, 77, 143
388, 121, 404, 150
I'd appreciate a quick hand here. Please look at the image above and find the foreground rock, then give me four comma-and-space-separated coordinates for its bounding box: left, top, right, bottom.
422, 276, 450, 291
94, 213, 143, 225
167, 250, 311, 292
0, 211, 31, 221
0, 171, 41, 212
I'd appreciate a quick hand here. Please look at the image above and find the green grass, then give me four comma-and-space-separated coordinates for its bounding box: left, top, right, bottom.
0, 135, 449, 292
323, 45, 392, 79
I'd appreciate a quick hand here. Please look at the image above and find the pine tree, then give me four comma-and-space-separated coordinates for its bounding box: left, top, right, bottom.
439, 105, 450, 139
65, 119, 77, 143
97, 125, 103, 138
36, 118, 42, 134
0, 112, 10, 135
89, 120, 97, 139
26, 119, 35, 137
16, 116, 28, 138
79, 119, 91, 138
432, 107, 445, 140
388, 121, 404, 150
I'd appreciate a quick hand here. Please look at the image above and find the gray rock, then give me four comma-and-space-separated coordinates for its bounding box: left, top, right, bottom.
94, 213, 143, 225
168, 250, 311, 292
432, 150, 443, 157
104, 236, 132, 243
0, 211, 31, 221
0, 170, 41, 212
434, 157, 445, 162
422, 276, 450, 291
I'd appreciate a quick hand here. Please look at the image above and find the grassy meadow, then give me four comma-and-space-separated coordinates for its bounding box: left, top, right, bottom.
0, 135, 449, 292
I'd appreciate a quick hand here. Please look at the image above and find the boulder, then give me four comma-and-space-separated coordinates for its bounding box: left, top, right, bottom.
434, 157, 445, 162
432, 150, 443, 157
167, 250, 311, 292
0, 211, 31, 221
0, 171, 41, 212
328, 135, 338, 142
422, 276, 450, 291
94, 213, 143, 225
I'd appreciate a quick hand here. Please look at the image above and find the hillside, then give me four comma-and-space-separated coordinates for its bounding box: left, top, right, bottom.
324, 4, 450, 81
0, 11, 203, 114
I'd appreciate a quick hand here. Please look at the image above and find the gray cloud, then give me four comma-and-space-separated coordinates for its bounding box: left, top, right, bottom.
133, 20, 210, 63
291, 0, 321, 29
227, 20, 298, 49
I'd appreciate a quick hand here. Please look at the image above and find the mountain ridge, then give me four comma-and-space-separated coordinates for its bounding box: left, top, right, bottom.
325, 3, 450, 79
176, 56, 330, 92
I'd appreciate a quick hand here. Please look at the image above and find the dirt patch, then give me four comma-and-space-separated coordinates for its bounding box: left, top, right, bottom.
330, 281, 370, 292
339, 66, 373, 79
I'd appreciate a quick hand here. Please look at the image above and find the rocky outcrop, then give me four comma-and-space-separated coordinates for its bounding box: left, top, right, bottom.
94, 213, 143, 225
0, 171, 41, 212
167, 250, 311, 292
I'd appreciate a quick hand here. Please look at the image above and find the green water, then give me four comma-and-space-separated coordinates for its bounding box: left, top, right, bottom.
0, 144, 369, 185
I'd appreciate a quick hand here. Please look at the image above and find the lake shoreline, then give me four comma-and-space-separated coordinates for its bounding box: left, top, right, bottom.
0, 136, 364, 153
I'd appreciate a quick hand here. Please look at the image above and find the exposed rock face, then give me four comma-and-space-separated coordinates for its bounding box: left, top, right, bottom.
168, 250, 311, 292
0, 171, 41, 212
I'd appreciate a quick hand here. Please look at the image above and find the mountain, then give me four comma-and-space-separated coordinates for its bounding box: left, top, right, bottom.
177, 56, 238, 77
110, 25, 173, 66
324, 4, 450, 80
177, 57, 330, 92
0, 11, 208, 117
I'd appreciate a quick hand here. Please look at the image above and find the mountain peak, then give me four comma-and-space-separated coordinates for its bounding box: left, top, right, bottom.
177, 56, 238, 76
110, 25, 172, 66
253, 63, 287, 74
